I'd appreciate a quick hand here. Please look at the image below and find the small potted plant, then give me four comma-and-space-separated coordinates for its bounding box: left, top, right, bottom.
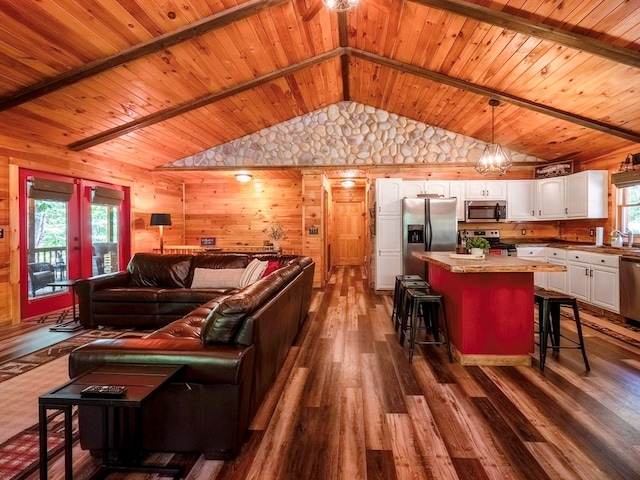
466, 236, 490, 256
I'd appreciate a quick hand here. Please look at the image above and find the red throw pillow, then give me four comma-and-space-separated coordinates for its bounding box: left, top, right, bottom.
262, 260, 281, 278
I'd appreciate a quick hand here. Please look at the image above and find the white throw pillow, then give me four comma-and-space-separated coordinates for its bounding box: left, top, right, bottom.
239, 259, 268, 288
190, 268, 244, 289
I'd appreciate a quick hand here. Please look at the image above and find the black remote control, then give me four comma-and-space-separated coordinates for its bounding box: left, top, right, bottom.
81, 385, 127, 397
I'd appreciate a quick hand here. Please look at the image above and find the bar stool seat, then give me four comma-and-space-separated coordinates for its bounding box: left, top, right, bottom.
391, 275, 424, 326
395, 279, 430, 333
534, 288, 590, 371
401, 287, 453, 363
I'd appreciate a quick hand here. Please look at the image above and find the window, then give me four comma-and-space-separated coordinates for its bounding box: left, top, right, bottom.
618, 184, 640, 234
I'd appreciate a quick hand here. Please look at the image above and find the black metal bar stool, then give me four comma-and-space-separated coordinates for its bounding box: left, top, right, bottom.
395, 278, 430, 334
391, 275, 424, 327
401, 287, 453, 363
534, 288, 590, 371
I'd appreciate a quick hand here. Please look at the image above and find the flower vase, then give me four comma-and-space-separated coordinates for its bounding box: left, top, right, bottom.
272, 240, 280, 252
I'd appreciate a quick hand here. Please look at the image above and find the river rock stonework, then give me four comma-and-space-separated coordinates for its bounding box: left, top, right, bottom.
164, 101, 545, 169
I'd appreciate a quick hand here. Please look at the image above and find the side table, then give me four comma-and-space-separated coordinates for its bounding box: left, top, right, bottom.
39, 363, 184, 480
47, 279, 81, 332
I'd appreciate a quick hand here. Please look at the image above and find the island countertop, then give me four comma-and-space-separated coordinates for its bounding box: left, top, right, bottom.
412, 251, 567, 274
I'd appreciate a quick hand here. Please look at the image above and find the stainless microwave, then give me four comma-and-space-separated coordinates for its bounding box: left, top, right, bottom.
465, 200, 507, 222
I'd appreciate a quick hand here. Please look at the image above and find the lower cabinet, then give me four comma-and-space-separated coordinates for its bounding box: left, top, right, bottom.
566, 250, 620, 313
375, 253, 402, 290
546, 248, 567, 293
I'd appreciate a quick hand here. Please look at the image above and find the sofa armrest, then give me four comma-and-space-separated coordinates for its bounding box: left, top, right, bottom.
69, 338, 254, 385
75, 272, 131, 328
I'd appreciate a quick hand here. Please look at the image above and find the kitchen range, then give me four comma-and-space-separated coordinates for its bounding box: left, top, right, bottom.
460, 229, 517, 256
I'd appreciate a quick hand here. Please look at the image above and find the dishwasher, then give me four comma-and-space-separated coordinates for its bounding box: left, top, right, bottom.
620, 256, 640, 322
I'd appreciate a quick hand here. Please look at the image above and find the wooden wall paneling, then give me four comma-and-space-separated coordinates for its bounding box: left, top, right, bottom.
302, 171, 324, 286
184, 177, 303, 253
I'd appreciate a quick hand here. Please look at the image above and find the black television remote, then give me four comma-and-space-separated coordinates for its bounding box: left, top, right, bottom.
81, 385, 127, 397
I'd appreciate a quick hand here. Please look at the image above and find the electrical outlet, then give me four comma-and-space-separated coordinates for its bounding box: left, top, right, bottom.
0, 228, 3, 239
589, 229, 595, 236
521, 229, 526, 235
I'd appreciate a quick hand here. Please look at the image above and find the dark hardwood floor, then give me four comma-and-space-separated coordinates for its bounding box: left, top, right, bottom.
3, 266, 640, 479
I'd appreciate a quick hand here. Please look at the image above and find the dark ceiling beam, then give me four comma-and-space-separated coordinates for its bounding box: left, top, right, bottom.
350, 48, 640, 144
69, 49, 343, 151
0, 0, 290, 113
411, 0, 640, 70
338, 11, 350, 101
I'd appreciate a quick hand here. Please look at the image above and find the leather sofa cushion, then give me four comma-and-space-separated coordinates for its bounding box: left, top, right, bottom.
93, 287, 160, 302
157, 288, 234, 304
201, 264, 300, 345
128, 253, 193, 288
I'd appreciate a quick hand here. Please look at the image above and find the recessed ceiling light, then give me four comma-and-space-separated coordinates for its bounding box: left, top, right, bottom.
341, 180, 355, 188
236, 173, 252, 183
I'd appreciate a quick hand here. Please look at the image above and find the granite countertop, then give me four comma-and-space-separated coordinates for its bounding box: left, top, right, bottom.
412, 251, 567, 273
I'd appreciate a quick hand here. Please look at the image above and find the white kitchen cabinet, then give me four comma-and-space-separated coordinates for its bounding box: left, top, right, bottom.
564, 170, 608, 219
376, 178, 403, 216
401, 181, 425, 198
507, 180, 537, 221
516, 246, 547, 287
565, 250, 620, 313
401, 180, 450, 198
546, 248, 567, 293
589, 253, 620, 313
465, 180, 506, 200
449, 181, 465, 221
375, 252, 402, 290
566, 251, 591, 302
537, 177, 565, 219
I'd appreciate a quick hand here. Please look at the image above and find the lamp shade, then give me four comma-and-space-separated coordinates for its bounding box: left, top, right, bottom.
150, 213, 172, 226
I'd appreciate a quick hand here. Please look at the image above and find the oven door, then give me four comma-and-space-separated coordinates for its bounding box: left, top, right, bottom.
465, 201, 507, 222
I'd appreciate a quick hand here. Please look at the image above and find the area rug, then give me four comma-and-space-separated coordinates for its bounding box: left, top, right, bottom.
0, 409, 78, 480
0, 329, 140, 384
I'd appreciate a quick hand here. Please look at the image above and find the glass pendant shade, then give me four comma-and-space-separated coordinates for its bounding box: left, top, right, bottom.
475, 99, 513, 175
322, 0, 360, 12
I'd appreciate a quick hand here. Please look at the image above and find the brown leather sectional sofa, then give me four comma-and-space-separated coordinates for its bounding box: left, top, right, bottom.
69, 252, 315, 459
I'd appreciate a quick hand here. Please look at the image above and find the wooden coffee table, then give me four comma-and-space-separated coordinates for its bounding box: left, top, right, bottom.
38, 363, 184, 480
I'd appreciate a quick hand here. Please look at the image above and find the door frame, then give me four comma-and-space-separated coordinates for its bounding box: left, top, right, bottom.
17, 168, 130, 320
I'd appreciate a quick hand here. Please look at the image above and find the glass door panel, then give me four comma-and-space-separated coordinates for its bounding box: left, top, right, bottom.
91, 203, 120, 276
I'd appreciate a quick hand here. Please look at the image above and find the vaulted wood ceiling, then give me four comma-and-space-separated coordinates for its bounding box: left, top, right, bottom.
0, 0, 638, 174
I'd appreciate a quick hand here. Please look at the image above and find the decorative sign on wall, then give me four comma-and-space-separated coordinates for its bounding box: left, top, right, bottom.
200, 237, 216, 246
534, 160, 574, 179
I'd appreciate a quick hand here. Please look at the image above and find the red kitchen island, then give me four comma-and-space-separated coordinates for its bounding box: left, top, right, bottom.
413, 251, 566, 366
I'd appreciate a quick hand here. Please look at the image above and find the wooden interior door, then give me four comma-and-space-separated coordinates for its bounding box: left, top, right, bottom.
335, 201, 365, 265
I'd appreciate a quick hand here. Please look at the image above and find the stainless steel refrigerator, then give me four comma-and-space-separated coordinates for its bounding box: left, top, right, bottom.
402, 197, 458, 275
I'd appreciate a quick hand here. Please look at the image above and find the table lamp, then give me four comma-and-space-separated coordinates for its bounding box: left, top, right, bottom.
150, 213, 171, 254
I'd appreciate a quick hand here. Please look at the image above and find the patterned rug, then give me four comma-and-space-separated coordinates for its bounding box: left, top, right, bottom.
0, 329, 131, 384
0, 410, 78, 480
0, 327, 149, 480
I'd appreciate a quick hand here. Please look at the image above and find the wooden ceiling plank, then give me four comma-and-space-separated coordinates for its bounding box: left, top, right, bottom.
409, 0, 640, 69
350, 48, 640, 143
69, 49, 343, 151
0, 0, 291, 112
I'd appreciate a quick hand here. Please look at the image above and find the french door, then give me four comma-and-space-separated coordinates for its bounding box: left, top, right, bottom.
19, 169, 130, 319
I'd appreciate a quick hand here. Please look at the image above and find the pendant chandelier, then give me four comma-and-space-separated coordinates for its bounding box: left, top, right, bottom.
475, 99, 513, 175
322, 0, 360, 12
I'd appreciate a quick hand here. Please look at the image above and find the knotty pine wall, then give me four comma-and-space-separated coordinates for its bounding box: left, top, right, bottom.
183, 177, 303, 253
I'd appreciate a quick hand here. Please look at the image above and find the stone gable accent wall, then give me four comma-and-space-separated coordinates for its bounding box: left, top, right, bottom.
164, 101, 546, 169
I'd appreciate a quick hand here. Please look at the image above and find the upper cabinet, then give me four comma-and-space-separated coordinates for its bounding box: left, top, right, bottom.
565, 170, 608, 219
449, 181, 466, 221
464, 180, 507, 200
537, 177, 566, 219
376, 178, 403, 216
507, 180, 537, 221
401, 181, 449, 198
